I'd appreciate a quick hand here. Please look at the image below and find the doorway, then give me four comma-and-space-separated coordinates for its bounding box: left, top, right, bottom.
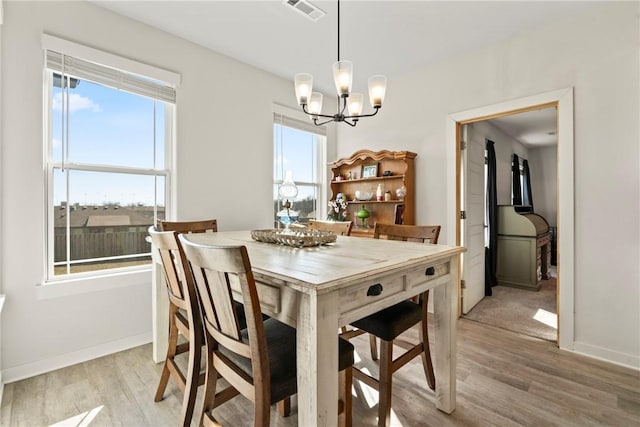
460, 108, 558, 342
445, 88, 575, 350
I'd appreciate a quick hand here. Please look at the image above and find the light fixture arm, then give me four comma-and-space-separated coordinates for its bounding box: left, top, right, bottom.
301, 97, 380, 123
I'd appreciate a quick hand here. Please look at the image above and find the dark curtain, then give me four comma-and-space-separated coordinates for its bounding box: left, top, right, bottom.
485, 140, 498, 296
512, 154, 522, 205
522, 159, 534, 210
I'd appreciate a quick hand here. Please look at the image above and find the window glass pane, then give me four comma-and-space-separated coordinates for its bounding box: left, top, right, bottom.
52, 169, 165, 275
273, 120, 322, 228
52, 79, 163, 169
47, 53, 171, 279
272, 184, 317, 227
53, 169, 165, 207
274, 124, 318, 183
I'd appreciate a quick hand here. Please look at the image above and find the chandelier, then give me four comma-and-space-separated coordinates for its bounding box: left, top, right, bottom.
293, 0, 387, 127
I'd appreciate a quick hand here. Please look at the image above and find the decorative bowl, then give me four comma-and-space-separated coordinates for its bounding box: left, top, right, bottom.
355, 191, 373, 201
251, 229, 337, 247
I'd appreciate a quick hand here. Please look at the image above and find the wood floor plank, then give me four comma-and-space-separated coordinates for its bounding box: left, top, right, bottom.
1, 318, 638, 426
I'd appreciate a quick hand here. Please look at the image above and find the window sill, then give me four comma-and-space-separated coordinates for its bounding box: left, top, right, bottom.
37, 268, 152, 300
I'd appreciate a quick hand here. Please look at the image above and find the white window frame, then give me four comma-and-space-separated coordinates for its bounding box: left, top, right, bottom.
273, 104, 327, 225
42, 35, 179, 283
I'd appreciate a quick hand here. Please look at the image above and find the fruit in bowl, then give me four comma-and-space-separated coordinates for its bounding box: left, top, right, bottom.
355, 191, 373, 201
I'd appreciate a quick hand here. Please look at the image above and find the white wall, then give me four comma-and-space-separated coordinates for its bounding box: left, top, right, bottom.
0, 1, 311, 381
336, 3, 639, 367
529, 146, 558, 226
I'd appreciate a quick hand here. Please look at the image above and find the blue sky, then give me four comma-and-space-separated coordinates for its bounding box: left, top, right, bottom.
52, 79, 165, 206
273, 124, 319, 203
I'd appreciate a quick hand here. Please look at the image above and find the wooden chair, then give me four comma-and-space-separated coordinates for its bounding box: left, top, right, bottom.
151, 219, 217, 426
179, 236, 354, 427
156, 219, 295, 421
149, 226, 208, 427
347, 223, 441, 427
308, 219, 353, 236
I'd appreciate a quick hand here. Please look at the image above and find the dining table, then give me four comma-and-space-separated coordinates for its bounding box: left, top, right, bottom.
150, 230, 465, 426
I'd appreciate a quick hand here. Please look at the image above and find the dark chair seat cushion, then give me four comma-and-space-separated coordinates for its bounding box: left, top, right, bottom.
350, 300, 422, 342
222, 319, 354, 403
233, 301, 269, 331
338, 337, 354, 372
220, 318, 297, 403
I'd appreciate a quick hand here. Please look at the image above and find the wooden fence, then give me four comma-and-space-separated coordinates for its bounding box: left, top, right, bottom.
54, 227, 151, 262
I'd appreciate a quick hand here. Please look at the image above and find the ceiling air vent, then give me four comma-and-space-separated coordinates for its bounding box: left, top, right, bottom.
284, 0, 326, 22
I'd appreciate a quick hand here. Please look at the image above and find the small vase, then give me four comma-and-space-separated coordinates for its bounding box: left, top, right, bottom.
396, 185, 407, 201
356, 205, 370, 228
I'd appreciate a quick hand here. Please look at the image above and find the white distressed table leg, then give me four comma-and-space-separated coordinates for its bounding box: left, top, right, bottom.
433, 256, 458, 413
297, 291, 339, 427
152, 257, 169, 363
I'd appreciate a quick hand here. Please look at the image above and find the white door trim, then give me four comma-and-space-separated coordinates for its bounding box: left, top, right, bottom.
446, 87, 574, 350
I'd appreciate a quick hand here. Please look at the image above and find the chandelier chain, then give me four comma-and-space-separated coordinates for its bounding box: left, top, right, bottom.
337, 0, 340, 62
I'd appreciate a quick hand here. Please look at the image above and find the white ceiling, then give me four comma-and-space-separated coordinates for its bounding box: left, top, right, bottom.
488, 107, 558, 147
91, 0, 588, 146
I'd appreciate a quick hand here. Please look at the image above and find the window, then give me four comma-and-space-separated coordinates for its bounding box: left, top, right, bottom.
273, 112, 326, 228
43, 36, 178, 279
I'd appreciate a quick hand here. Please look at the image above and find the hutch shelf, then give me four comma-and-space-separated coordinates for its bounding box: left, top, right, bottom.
329, 149, 416, 237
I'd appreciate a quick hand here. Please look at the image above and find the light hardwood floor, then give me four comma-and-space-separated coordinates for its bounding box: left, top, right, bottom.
2, 319, 638, 426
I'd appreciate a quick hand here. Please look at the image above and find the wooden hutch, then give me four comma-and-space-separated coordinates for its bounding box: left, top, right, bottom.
329, 150, 416, 238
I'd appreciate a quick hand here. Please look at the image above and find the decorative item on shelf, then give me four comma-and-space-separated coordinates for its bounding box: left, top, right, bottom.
335, 173, 344, 181
396, 185, 407, 201
384, 190, 392, 201
362, 163, 378, 178
394, 204, 405, 224
355, 190, 373, 201
376, 183, 384, 201
382, 170, 393, 176
356, 205, 370, 228
327, 193, 348, 221
277, 170, 299, 230
347, 171, 353, 180
293, 0, 387, 127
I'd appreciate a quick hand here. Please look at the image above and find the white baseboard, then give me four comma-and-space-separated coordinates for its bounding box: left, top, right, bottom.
2, 332, 152, 384
573, 341, 640, 371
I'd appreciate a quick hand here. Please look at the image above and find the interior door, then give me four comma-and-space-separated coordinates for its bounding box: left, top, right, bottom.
461, 124, 486, 314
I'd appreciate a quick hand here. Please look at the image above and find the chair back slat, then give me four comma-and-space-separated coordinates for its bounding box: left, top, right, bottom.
208, 269, 242, 340
373, 223, 441, 244
158, 248, 186, 303
308, 219, 353, 236
149, 227, 191, 304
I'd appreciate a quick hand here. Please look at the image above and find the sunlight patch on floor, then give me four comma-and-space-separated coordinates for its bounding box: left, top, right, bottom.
352, 350, 405, 425
533, 308, 557, 329
356, 366, 380, 409
388, 409, 403, 426
48, 405, 104, 427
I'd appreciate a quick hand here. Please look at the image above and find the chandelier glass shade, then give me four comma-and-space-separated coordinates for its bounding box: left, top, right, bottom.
294, 0, 386, 127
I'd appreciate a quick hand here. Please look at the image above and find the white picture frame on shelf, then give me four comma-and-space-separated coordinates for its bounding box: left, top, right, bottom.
362, 163, 378, 178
